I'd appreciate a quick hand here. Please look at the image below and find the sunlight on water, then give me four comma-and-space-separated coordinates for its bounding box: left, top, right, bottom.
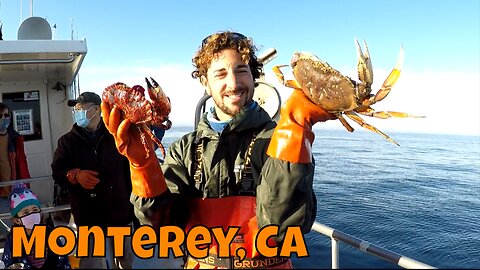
307, 129, 480, 268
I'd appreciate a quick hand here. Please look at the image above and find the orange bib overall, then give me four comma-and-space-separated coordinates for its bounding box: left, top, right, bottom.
184, 196, 293, 269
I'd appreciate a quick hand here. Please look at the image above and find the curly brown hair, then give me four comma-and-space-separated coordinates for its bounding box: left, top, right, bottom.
191, 31, 262, 80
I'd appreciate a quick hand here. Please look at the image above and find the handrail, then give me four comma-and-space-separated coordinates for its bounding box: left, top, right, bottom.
194, 94, 211, 129
0, 176, 53, 187
0, 176, 69, 220
0, 175, 70, 237
311, 222, 436, 269
0, 204, 71, 220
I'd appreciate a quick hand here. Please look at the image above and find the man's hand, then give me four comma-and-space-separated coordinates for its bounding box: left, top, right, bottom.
101, 102, 153, 167
101, 100, 167, 198
76, 170, 100, 189
267, 89, 337, 163
282, 89, 337, 128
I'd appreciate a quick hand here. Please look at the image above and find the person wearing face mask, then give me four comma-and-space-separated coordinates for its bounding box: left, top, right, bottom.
1, 182, 71, 269
0, 103, 31, 198
51, 92, 136, 269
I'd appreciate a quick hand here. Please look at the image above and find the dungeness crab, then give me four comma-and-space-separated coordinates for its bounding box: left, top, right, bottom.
273, 39, 424, 146
102, 77, 171, 158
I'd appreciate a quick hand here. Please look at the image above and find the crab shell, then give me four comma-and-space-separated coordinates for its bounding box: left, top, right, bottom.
102, 81, 171, 128
291, 52, 370, 113
102, 80, 171, 158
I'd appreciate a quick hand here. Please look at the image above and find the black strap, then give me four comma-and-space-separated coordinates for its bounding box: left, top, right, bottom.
238, 131, 258, 195
192, 131, 259, 194
192, 132, 204, 190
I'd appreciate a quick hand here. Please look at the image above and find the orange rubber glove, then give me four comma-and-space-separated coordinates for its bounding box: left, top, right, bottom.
101, 102, 167, 198
75, 170, 100, 189
267, 89, 337, 163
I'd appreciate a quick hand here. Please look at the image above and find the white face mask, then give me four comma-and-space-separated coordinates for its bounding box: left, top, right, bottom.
20, 212, 41, 229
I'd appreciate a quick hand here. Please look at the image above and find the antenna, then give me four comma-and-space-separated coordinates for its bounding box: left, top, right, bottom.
0, 2, 2, 40
70, 18, 74, 40
29, 0, 33, 17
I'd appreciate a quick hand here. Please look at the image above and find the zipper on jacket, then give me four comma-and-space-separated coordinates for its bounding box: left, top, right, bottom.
94, 133, 106, 156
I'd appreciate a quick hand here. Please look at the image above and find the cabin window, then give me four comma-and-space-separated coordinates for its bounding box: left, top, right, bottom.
1, 91, 42, 141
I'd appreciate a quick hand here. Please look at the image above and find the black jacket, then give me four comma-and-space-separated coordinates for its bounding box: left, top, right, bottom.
51, 120, 134, 227
132, 103, 317, 241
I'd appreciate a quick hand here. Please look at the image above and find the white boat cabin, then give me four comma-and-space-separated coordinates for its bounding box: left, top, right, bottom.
0, 16, 87, 213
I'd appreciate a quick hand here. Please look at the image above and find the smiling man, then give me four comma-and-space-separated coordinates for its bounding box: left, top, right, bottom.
201, 48, 255, 121
102, 30, 337, 268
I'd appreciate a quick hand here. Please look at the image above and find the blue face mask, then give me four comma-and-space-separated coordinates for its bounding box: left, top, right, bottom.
0, 118, 10, 131
73, 107, 95, 128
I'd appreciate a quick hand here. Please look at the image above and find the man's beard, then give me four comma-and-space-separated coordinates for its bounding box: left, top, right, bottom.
213, 98, 243, 118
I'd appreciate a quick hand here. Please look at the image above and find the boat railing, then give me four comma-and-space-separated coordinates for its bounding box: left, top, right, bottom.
0, 178, 436, 269
311, 222, 436, 269
0, 176, 71, 233
0, 175, 56, 188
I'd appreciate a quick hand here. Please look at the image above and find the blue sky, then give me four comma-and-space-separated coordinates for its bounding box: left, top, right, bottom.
1, 0, 479, 136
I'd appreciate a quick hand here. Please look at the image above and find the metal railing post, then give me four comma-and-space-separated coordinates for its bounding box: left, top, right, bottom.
332, 238, 340, 269
310, 222, 436, 269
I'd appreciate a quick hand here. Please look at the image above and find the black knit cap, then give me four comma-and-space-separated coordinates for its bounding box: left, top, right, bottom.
67, 92, 101, 107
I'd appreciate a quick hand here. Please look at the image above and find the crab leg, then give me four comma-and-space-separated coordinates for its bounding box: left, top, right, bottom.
137, 125, 152, 159
139, 124, 166, 159
272, 65, 303, 89
355, 106, 425, 119
363, 45, 404, 106
344, 111, 400, 146
337, 113, 355, 132
360, 110, 425, 119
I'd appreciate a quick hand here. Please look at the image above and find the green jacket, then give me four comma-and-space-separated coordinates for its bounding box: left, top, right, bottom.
131, 103, 317, 240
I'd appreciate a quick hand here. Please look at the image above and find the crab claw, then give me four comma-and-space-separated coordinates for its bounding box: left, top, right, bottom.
146, 77, 160, 88
355, 38, 373, 86
145, 77, 162, 100
145, 77, 172, 126
145, 77, 157, 94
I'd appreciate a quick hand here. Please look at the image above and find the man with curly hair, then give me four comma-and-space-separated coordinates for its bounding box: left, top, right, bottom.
102, 31, 336, 268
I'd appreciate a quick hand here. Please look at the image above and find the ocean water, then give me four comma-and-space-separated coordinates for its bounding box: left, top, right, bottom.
161, 126, 480, 269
